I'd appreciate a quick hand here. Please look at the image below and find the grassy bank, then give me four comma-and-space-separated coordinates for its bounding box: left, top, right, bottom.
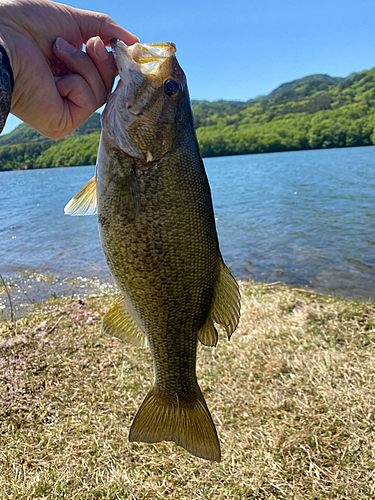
1, 282, 375, 499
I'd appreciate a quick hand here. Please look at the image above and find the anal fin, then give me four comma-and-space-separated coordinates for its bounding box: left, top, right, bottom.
103, 294, 148, 348
198, 256, 241, 346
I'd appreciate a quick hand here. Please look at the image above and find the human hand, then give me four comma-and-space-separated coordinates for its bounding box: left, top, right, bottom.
0, 0, 138, 139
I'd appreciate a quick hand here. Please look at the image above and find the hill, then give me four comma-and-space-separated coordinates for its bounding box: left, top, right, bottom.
1, 69, 375, 170
0, 113, 101, 147
193, 70, 375, 156
0, 114, 101, 171
261, 73, 344, 100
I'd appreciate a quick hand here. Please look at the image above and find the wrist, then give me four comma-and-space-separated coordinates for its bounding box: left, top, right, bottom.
0, 29, 14, 92
0, 45, 14, 92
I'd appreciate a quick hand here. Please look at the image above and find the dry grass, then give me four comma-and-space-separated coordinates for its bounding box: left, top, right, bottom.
1, 281, 375, 499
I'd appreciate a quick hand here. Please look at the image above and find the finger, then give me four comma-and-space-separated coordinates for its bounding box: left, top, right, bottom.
86, 36, 117, 94
67, 8, 139, 46
54, 37, 107, 107
54, 72, 97, 132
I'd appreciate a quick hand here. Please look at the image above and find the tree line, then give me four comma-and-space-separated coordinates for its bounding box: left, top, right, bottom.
1, 69, 375, 170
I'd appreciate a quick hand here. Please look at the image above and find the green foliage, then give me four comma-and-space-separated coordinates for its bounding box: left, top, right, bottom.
69, 113, 101, 136
193, 68, 375, 157
0, 141, 52, 170
35, 133, 100, 168
2, 68, 375, 170
0, 122, 50, 147
0, 114, 101, 170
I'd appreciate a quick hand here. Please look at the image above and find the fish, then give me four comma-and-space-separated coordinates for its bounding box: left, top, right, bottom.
65, 39, 241, 462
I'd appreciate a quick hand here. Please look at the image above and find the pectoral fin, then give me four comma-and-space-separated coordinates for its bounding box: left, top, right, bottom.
64, 176, 97, 216
103, 294, 148, 348
198, 257, 241, 346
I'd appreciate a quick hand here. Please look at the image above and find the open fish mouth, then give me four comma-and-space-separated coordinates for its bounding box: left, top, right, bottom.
110, 39, 176, 78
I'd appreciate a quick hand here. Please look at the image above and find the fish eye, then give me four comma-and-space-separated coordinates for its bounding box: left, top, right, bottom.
164, 79, 180, 96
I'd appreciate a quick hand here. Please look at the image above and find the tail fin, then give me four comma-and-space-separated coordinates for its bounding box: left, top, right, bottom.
129, 387, 221, 462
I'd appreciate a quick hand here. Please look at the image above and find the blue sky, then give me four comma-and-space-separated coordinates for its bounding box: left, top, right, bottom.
2, 0, 375, 134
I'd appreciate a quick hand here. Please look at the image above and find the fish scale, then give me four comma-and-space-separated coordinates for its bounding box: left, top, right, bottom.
65, 40, 241, 462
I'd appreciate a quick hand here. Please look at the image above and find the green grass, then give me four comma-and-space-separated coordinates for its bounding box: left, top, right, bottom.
1, 282, 375, 499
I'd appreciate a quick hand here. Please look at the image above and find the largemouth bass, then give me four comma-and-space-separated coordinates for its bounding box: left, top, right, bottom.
65, 40, 240, 462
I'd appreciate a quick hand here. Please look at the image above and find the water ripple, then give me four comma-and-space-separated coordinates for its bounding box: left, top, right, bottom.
1, 145, 375, 302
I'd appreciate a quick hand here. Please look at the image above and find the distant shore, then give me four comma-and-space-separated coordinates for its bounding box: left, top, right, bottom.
2, 67, 375, 171
2, 141, 375, 173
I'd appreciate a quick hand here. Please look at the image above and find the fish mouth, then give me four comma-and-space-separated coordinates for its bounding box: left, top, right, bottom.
111, 39, 176, 77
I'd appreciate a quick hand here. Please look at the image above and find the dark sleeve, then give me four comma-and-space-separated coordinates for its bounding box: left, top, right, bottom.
0, 45, 14, 134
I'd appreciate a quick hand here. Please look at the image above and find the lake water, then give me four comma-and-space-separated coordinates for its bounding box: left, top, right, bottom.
1, 146, 375, 314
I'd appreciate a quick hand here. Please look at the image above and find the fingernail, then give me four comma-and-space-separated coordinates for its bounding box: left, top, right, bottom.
93, 37, 109, 60
56, 37, 77, 54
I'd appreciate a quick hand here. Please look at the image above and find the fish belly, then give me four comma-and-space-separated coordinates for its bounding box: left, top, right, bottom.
96, 143, 222, 461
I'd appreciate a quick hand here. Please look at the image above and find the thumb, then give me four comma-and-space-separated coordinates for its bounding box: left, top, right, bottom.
66, 8, 139, 45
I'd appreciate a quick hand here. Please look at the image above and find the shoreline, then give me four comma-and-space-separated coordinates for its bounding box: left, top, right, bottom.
1, 270, 374, 322
0, 271, 116, 321
1, 142, 375, 172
